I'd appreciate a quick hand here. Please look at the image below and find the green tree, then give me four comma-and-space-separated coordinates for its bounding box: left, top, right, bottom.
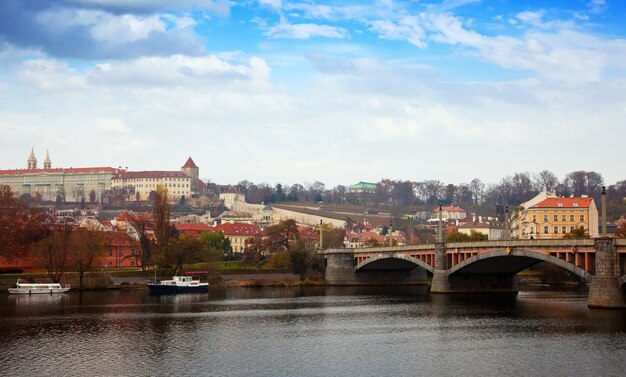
563, 226, 589, 239
200, 231, 231, 261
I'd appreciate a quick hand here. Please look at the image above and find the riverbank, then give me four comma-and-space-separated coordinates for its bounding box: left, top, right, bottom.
0, 271, 325, 292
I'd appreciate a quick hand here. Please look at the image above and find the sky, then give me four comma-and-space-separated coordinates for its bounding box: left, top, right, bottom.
0, 0, 625, 188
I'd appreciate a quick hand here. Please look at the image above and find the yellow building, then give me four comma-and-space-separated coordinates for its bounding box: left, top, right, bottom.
111, 157, 200, 202
112, 171, 191, 202
219, 191, 245, 209
515, 197, 598, 239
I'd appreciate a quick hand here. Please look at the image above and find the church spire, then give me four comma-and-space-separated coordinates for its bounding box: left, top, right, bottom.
27, 148, 38, 169
44, 149, 51, 169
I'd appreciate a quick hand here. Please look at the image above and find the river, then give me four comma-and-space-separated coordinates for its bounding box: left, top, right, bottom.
1, 286, 625, 377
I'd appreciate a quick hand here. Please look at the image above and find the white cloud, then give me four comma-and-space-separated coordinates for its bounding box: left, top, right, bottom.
17, 60, 87, 91
67, 0, 231, 16
426, 13, 616, 84
265, 18, 349, 39
36, 9, 177, 45
369, 15, 427, 47
259, 0, 282, 9
87, 55, 271, 87
588, 0, 607, 14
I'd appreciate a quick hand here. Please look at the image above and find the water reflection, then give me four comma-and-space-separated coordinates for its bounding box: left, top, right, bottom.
1, 286, 625, 377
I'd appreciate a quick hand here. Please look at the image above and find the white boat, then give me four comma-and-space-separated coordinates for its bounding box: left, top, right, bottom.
148, 275, 208, 294
8, 279, 70, 294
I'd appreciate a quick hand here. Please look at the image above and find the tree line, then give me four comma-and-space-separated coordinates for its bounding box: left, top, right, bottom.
222, 170, 625, 219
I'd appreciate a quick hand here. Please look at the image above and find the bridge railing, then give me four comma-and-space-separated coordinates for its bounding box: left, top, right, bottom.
319, 238, 615, 255
447, 239, 596, 249
321, 244, 436, 254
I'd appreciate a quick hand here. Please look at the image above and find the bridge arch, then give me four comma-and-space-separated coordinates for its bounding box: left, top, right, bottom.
448, 249, 592, 283
354, 253, 434, 274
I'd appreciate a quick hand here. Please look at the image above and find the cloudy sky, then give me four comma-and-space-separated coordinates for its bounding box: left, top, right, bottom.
0, 0, 624, 187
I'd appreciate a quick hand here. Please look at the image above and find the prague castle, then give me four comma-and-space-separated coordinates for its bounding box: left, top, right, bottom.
0, 150, 201, 203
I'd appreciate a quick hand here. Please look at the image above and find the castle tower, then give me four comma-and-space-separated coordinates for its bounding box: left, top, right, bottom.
181, 156, 199, 195
44, 150, 51, 169
27, 148, 37, 169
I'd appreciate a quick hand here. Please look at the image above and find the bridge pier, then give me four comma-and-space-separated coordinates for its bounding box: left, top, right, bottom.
588, 237, 626, 309
324, 252, 358, 285
430, 242, 451, 293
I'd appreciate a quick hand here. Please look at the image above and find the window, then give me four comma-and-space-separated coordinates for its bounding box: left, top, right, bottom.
562, 215, 566, 221
544, 226, 549, 234
532, 214, 537, 222
580, 214, 585, 222
544, 214, 548, 222
553, 214, 558, 221
108, 248, 113, 256
562, 226, 567, 233
554, 226, 558, 234
570, 214, 574, 222
530, 227, 535, 234
570, 226, 575, 232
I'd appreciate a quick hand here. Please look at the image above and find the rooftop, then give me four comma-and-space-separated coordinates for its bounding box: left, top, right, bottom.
532, 197, 593, 209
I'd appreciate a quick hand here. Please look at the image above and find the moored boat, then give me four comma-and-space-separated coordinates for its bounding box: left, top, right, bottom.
8, 279, 70, 294
148, 275, 208, 294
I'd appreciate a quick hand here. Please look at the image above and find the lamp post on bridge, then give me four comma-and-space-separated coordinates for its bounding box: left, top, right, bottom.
588, 186, 625, 308
431, 204, 450, 292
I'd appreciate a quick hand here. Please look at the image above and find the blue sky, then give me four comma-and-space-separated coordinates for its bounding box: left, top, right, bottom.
0, 0, 625, 187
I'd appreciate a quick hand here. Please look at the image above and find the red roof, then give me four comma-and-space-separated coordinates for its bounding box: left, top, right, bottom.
209, 223, 265, 236
117, 211, 155, 223
115, 171, 189, 179
0, 167, 121, 176
433, 206, 465, 212
105, 231, 136, 247
532, 197, 593, 209
175, 223, 211, 236
181, 157, 198, 169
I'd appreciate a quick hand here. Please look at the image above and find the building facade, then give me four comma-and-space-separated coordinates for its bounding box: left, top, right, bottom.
0, 150, 120, 202
512, 196, 598, 239
111, 171, 191, 202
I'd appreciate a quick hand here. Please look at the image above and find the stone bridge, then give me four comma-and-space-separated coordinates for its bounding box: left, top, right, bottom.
319, 238, 626, 309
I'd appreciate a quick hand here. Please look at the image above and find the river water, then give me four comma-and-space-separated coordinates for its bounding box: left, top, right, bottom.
1, 286, 625, 377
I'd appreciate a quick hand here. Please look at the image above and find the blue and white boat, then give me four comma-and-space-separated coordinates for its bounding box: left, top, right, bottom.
148, 276, 208, 294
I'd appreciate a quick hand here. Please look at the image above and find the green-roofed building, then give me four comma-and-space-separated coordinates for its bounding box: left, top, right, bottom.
349, 182, 377, 194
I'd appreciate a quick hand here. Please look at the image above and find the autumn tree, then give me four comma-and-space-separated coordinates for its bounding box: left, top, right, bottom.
447, 230, 488, 242
243, 235, 264, 265
124, 212, 154, 271
265, 219, 299, 252
0, 185, 47, 258
615, 222, 626, 237
71, 228, 105, 289
39, 225, 72, 283
153, 185, 173, 267
168, 234, 205, 275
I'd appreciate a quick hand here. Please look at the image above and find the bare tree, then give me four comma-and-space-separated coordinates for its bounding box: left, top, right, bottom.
39, 225, 71, 283
534, 170, 559, 192
71, 228, 105, 289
